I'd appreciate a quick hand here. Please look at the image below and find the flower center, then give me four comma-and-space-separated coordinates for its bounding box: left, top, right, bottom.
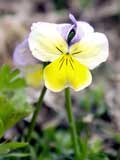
67, 28, 76, 45
58, 54, 74, 70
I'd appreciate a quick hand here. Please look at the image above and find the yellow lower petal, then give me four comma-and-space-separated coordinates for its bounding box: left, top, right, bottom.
24, 64, 43, 88
44, 55, 67, 92
67, 56, 92, 91
44, 55, 92, 92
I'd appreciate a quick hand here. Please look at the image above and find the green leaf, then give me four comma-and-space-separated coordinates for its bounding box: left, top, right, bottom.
0, 94, 32, 137
0, 64, 33, 137
88, 152, 109, 160
0, 118, 4, 136
1, 153, 30, 158
0, 64, 25, 91
0, 142, 28, 154
0, 142, 29, 159
90, 138, 102, 154
8, 68, 20, 80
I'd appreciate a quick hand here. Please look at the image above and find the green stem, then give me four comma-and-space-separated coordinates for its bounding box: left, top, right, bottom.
65, 88, 80, 159
27, 86, 47, 142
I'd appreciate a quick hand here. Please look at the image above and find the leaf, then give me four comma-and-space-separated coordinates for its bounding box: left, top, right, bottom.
2, 153, 30, 158
0, 64, 33, 137
0, 64, 26, 91
8, 69, 20, 81
88, 152, 109, 160
0, 94, 32, 138
0, 142, 28, 154
0, 142, 29, 159
0, 118, 4, 136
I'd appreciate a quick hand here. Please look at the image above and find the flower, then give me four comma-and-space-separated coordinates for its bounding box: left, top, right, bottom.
14, 14, 109, 92
13, 38, 43, 88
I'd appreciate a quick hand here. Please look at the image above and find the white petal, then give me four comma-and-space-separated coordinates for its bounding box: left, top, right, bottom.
28, 22, 68, 62
77, 21, 94, 35
70, 32, 109, 69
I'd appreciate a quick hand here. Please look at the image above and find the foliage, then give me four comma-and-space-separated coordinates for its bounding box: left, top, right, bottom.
0, 142, 29, 159
0, 64, 32, 158
80, 86, 108, 117
9, 127, 109, 160
0, 64, 25, 91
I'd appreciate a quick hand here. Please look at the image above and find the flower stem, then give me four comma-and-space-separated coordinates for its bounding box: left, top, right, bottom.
65, 88, 80, 159
27, 86, 47, 142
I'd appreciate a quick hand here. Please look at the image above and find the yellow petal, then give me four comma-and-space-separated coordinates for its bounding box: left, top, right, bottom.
28, 22, 68, 62
44, 55, 67, 92
67, 56, 92, 91
70, 32, 109, 69
24, 64, 43, 88
44, 55, 92, 92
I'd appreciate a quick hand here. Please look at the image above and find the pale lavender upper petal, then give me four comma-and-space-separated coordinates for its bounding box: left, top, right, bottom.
70, 22, 93, 45
56, 23, 71, 41
56, 14, 93, 46
69, 14, 77, 27
13, 38, 39, 66
69, 14, 94, 45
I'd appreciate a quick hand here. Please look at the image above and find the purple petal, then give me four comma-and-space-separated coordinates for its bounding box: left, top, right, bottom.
56, 23, 71, 41
68, 14, 94, 45
69, 14, 77, 27
70, 28, 84, 45
57, 23, 78, 46
56, 14, 85, 45
72, 21, 94, 44
13, 38, 39, 66
69, 14, 84, 44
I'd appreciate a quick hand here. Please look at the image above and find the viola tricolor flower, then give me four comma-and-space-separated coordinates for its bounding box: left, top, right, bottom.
14, 14, 109, 92
13, 38, 43, 88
